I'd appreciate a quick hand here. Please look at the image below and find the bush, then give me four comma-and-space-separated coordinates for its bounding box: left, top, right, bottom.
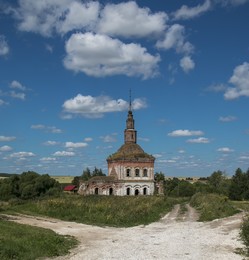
241, 215, 249, 256
190, 193, 239, 221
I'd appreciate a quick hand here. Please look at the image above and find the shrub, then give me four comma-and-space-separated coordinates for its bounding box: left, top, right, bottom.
190, 193, 239, 221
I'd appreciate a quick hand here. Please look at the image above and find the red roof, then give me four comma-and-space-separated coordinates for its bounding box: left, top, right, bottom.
64, 185, 77, 191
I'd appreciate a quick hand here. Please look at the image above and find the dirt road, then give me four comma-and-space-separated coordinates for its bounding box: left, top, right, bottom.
4, 204, 245, 260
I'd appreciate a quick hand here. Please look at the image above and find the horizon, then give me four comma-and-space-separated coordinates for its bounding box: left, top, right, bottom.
1, 0, 249, 177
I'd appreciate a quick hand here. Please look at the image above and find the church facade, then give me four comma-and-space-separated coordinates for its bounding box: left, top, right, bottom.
78, 104, 155, 196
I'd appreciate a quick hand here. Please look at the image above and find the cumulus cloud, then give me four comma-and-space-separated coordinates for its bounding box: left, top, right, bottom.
43, 141, 60, 146
9, 91, 26, 100
40, 157, 56, 161
187, 137, 210, 143
62, 94, 147, 118
156, 24, 194, 54
100, 134, 117, 143
31, 124, 62, 133
53, 151, 75, 157
96, 1, 167, 38
10, 151, 35, 158
65, 142, 88, 148
0, 35, 9, 56
9, 80, 26, 91
63, 32, 160, 79
173, 0, 211, 20
217, 147, 234, 152
168, 129, 204, 137
10, 0, 100, 37
224, 62, 249, 100
180, 56, 195, 73
219, 115, 237, 122
0, 145, 12, 152
0, 135, 16, 141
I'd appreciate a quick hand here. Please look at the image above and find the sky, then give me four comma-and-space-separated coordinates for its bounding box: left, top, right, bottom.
0, 0, 249, 177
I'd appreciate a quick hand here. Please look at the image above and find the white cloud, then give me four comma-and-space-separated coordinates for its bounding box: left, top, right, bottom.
9, 80, 26, 91
10, 151, 35, 158
168, 129, 204, 137
180, 56, 195, 73
219, 115, 237, 122
9, 91, 26, 100
0, 145, 12, 152
156, 24, 194, 55
65, 142, 88, 148
11, 0, 100, 37
224, 62, 249, 100
0, 99, 8, 106
187, 137, 210, 143
173, 0, 211, 20
40, 157, 56, 161
0, 35, 9, 56
138, 137, 150, 142
178, 149, 186, 154
217, 147, 234, 152
62, 94, 147, 118
53, 151, 75, 157
84, 137, 93, 142
96, 1, 167, 38
205, 83, 227, 92
63, 32, 160, 79
31, 124, 62, 133
43, 141, 59, 146
100, 134, 117, 143
0, 135, 16, 141
45, 44, 53, 53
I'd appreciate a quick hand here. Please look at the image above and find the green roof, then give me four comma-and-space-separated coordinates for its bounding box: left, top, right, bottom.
107, 143, 155, 162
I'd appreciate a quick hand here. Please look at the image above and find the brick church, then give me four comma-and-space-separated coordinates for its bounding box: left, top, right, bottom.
78, 100, 155, 196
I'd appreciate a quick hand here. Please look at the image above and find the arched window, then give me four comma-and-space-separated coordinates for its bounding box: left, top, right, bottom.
127, 187, 130, 195
126, 169, 131, 177
135, 168, 140, 177
143, 187, 147, 195
143, 169, 148, 177
109, 188, 113, 195
95, 188, 98, 195
135, 189, 139, 196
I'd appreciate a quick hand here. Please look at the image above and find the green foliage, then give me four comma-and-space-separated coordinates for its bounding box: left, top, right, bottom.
229, 168, 249, 200
164, 178, 196, 197
208, 170, 230, 195
3, 195, 183, 227
0, 171, 61, 201
0, 218, 77, 260
190, 193, 239, 221
154, 172, 165, 182
72, 167, 106, 185
240, 215, 249, 256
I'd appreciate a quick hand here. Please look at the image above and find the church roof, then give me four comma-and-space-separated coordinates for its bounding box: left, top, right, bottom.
107, 142, 155, 162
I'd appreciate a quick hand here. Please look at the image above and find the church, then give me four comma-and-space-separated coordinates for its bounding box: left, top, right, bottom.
78, 100, 155, 196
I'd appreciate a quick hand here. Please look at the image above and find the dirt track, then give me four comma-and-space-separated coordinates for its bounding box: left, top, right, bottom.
4, 204, 245, 260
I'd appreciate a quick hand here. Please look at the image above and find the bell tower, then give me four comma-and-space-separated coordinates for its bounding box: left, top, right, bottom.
124, 90, 137, 144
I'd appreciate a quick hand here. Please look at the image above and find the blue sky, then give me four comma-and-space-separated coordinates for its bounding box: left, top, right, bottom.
0, 0, 249, 177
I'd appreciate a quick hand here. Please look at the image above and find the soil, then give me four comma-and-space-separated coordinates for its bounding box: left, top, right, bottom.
3, 204, 246, 260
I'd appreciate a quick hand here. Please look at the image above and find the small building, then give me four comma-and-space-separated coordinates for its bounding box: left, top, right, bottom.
64, 185, 77, 193
78, 100, 155, 196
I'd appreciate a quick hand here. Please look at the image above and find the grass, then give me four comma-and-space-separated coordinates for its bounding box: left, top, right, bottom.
2, 195, 184, 227
51, 176, 74, 184
0, 217, 77, 260
190, 193, 240, 221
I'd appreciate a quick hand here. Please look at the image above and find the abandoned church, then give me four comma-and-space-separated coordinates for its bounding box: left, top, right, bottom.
78, 100, 156, 196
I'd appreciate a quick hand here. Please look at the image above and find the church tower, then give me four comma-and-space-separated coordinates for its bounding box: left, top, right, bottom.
124, 99, 137, 144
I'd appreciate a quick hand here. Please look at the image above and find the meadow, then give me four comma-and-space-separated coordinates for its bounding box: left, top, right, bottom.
0, 216, 77, 260
2, 195, 186, 227
51, 175, 74, 184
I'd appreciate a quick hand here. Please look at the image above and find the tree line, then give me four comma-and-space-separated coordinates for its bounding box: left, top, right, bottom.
155, 168, 249, 200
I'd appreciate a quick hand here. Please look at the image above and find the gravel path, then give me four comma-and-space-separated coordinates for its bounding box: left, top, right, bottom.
3, 204, 245, 260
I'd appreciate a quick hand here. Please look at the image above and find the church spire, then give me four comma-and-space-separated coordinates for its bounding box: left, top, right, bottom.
124, 90, 137, 144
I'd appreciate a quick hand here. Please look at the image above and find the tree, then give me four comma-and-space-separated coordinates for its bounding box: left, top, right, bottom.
229, 168, 248, 200
81, 168, 92, 181
208, 170, 230, 195
154, 172, 165, 182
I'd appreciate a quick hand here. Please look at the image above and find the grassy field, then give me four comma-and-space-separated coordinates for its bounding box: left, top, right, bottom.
51, 176, 74, 184
190, 193, 240, 221
0, 216, 77, 260
2, 195, 185, 227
